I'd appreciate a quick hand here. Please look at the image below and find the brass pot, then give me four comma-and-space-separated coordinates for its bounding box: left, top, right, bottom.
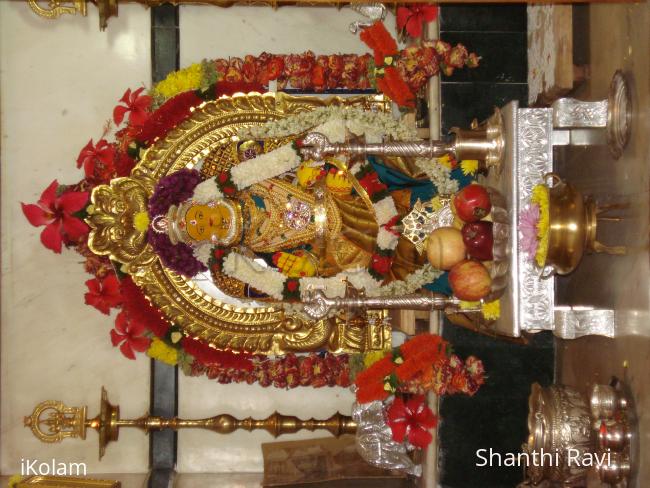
542, 173, 596, 276
541, 173, 625, 277
524, 383, 595, 485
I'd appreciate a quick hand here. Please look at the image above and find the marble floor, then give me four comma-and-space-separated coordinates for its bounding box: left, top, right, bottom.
555, 2, 650, 487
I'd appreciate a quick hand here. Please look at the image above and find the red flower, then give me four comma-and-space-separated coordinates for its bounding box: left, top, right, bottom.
21, 180, 89, 253
358, 171, 388, 196
218, 171, 229, 183
241, 58, 257, 84
223, 186, 236, 196
113, 87, 152, 127
181, 337, 254, 370
84, 273, 123, 315
120, 276, 170, 337
286, 280, 299, 293
136, 91, 202, 144
447, 44, 469, 69
258, 56, 285, 85
76, 139, 117, 181
114, 150, 136, 177
371, 254, 392, 275
397, 5, 439, 39
110, 311, 151, 360
311, 65, 326, 89
387, 395, 438, 449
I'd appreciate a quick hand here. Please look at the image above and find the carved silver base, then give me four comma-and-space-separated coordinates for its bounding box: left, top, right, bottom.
551, 70, 632, 159
607, 70, 632, 159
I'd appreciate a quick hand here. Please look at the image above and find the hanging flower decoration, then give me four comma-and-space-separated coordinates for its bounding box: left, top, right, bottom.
21, 31, 480, 386
351, 333, 485, 404
397, 4, 439, 39
387, 395, 438, 449
21, 180, 89, 253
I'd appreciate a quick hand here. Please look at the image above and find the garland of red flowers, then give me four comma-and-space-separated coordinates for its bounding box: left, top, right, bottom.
208, 27, 479, 107
190, 352, 351, 388
360, 21, 416, 108
352, 333, 485, 404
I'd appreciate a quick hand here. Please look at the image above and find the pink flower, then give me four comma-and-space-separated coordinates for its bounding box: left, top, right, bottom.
21, 180, 89, 253
110, 311, 151, 360
387, 395, 438, 449
397, 5, 439, 39
519, 204, 540, 257
113, 87, 152, 127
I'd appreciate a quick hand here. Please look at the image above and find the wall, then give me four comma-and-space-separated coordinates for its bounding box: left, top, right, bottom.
1, 2, 393, 478
0, 1, 152, 475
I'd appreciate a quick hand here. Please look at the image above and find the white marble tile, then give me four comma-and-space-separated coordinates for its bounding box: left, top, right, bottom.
0, 2, 151, 475
175, 472, 263, 488
180, 5, 397, 62
177, 375, 355, 473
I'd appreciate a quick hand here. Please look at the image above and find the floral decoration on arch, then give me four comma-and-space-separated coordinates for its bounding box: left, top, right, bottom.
21, 21, 483, 388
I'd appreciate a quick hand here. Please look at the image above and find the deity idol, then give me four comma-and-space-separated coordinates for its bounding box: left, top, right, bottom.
146, 112, 463, 302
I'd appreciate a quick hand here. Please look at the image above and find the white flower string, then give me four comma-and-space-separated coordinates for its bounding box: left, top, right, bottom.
192, 177, 223, 203
223, 252, 285, 300
192, 244, 213, 266
215, 106, 452, 299
231, 118, 347, 190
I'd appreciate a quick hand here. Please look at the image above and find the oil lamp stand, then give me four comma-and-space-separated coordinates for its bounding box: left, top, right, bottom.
24, 388, 357, 460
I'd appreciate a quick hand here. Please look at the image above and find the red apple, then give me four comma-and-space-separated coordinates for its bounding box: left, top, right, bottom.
462, 221, 494, 261
453, 184, 492, 222
426, 227, 466, 270
449, 260, 492, 301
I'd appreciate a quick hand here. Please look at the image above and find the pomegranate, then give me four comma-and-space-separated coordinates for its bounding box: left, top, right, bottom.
449, 260, 492, 301
453, 184, 492, 222
426, 227, 466, 270
461, 221, 494, 261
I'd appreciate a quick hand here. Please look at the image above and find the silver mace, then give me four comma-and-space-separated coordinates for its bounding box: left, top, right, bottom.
297, 107, 505, 169
302, 289, 462, 320
297, 132, 454, 161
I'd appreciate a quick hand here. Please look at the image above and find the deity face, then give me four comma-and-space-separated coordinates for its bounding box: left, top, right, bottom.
184, 202, 234, 243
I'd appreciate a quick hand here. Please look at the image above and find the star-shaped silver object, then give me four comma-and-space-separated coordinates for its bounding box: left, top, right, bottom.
402, 198, 455, 254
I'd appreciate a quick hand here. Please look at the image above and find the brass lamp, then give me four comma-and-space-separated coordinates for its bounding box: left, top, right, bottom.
25, 388, 357, 460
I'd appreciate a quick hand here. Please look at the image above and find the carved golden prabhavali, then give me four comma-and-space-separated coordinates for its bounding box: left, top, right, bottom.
87, 92, 391, 355
25, 388, 357, 460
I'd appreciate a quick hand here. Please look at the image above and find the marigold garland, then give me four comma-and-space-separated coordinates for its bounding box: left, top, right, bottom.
531, 184, 550, 267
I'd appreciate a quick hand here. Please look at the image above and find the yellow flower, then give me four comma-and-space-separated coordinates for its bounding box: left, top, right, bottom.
459, 300, 480, 310
151, 63, 204, 101
460, 160, 479, 176
146, 338, 178, 366
363, 350, 387, 368
481, 300, 500, 320
134, 211, 150, 232
531, 184, 550, 267
437, 154, 456, 169
430, 196, 443, 211
8, 475, 24, 488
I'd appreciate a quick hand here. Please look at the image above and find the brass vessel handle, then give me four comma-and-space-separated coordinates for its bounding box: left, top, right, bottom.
539, 265, 556, 280
544, 172, 563, 188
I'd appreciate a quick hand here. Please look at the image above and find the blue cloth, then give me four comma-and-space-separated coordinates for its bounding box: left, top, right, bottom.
367, 155, 469, 295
